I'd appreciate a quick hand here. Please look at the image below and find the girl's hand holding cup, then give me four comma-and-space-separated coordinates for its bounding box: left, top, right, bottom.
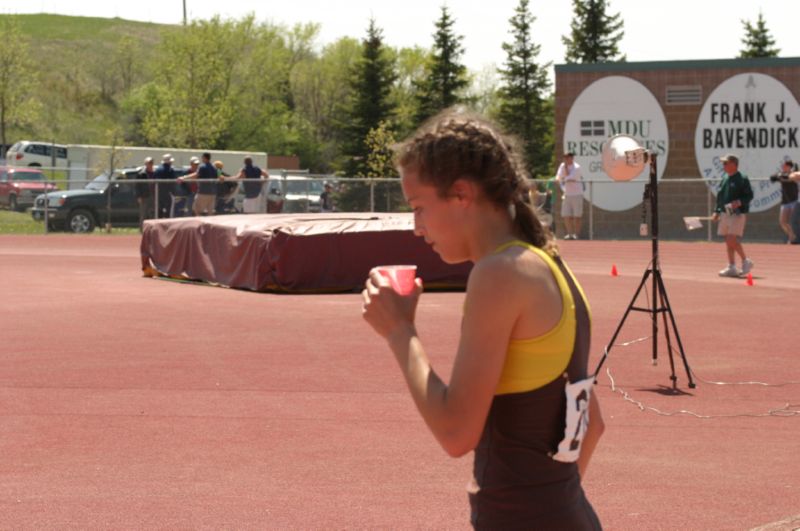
361, 265, 422, 340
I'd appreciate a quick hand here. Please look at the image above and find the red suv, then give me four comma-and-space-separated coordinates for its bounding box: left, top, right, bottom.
0, 166, 57, 211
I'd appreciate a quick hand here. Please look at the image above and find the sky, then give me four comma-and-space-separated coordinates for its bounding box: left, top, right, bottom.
3, 0, 800, 78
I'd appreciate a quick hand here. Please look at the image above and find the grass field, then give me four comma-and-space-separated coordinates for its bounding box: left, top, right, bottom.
0, 210, 42, 234
0, 209, 139, 235
12, 13, 164, 42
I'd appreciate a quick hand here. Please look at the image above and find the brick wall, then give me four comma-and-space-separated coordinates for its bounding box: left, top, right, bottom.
553, 58, 800, 242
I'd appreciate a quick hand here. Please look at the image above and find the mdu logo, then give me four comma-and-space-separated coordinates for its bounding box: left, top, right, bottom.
580, 120, 604, 137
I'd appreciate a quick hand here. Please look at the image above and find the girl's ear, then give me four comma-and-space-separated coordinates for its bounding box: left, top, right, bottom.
449, 178, 477, 205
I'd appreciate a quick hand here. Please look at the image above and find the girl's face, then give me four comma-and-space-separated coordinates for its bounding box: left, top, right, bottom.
400, 167, 469, 264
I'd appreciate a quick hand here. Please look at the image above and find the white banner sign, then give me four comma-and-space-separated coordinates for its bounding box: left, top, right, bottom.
694, 73, 800, 213
563, 76, 669, 212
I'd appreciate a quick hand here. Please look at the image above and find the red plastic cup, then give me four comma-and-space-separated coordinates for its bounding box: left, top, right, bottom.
376, 265, 418, 296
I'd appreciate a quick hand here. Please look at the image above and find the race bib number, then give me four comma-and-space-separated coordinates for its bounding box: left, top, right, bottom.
552, 377, 593, 463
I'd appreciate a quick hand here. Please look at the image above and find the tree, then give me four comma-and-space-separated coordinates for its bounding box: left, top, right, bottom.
366, 120, 406, 211
0, 18, 40, 157
228, 21, 300, 156
115, 35, 142, 96
365, 121, 398, 179
140, 16, 249, 148
291, 37, 361, 172
337, 120, 401, 212
496, 0, 553, 178
120, 82, 164, 146
739, 12, 780, 58
285, 23, 322, 108
92, 35, 141, 104
389, 46, 430, 137
562, 0, 625, 63
341, 19, 397, 177
465, 65, 500, 117
414, 6, 469, 123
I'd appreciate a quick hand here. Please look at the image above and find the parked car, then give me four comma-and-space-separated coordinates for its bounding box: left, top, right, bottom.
31, 167, 185, 233
6, 140, 69, 168
266, 185, 284, 213
0, 166, 58, 211
266, 176, 327, 213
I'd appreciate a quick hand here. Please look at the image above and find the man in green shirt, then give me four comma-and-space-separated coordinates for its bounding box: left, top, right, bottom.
711, 153, 754, 277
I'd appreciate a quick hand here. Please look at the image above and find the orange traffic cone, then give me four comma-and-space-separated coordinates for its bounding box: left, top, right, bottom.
611, 264, 618, 277
745, 273, 754, 286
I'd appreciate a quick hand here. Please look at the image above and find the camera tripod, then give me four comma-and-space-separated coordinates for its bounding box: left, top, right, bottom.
593, 153, 696, 389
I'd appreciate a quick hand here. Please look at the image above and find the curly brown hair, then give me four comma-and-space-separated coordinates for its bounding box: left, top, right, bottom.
394, 107, 556, 254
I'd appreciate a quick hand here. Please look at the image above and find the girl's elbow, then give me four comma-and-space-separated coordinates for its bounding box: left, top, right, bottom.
438, 431, 479, 458
442, 440, 474, 458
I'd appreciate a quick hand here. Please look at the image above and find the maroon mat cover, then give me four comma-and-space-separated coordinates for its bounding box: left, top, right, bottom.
140, 213, 471, 293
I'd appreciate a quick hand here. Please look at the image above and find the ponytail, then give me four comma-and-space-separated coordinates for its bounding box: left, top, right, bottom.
512, 191, 558, 255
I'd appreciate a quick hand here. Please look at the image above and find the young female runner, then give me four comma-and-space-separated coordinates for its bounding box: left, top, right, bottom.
362, 108, 604, 529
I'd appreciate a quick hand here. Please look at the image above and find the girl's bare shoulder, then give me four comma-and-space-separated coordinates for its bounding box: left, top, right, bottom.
468, 245, 555, 298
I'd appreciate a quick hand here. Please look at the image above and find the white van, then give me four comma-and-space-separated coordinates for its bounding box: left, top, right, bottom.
65, 145, 268, 187
8, 141, 268, 190
6, 141, 69, 169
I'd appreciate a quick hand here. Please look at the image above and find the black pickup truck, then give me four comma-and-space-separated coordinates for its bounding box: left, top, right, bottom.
31, 168, 185, 233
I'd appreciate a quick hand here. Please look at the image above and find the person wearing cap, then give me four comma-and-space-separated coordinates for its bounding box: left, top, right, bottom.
135, 157, 155, 231
555, 152, 584, 240
770, 159, 799, 244
179, 152, 222, 216
232, 156, 269, 214
153, 154, 177, 218
712, 154, 754, 277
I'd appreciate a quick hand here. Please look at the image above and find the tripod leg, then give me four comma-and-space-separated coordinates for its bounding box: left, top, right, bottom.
651, 263, 658, 366
656, 271, 679, 388
655, 271, 696, 388
594, 269, 652, 377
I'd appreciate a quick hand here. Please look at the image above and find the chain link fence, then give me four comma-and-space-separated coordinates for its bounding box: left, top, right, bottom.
2, 168, 796, 241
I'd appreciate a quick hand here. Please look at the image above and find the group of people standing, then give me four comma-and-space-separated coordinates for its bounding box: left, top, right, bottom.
135, 153, 268, 229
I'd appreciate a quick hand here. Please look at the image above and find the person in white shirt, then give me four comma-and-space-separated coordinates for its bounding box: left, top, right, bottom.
556, 152, 584, 240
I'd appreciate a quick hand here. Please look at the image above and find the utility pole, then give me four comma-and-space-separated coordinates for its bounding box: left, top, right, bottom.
183, 0, 187, 25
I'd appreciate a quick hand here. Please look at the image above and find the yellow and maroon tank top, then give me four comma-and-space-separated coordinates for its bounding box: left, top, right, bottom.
469, 240, 601, 530
491, 240, 592, 395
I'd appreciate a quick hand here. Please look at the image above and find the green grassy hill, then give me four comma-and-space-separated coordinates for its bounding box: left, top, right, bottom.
4, 14, 171, 145
13, 13, 163, 41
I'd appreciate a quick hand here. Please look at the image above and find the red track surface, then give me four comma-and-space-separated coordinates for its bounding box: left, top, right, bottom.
1, 234, 798, 529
